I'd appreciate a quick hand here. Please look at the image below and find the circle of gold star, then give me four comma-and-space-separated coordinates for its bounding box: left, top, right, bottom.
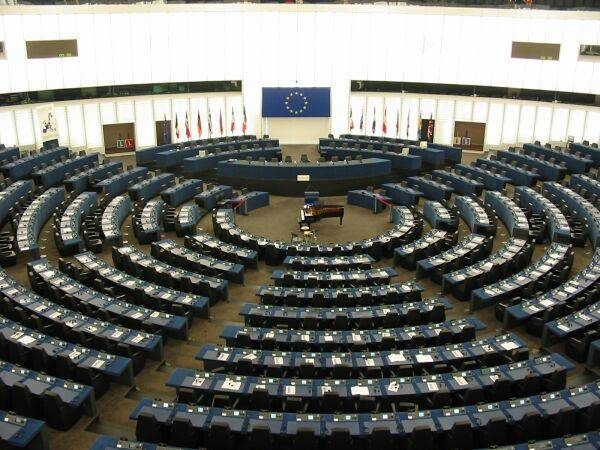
284, 91, 309, 115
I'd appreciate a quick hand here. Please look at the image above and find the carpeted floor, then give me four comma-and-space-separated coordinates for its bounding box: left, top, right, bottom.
4, 145, 595, 449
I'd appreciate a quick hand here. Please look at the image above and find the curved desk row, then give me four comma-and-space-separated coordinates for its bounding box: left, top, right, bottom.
154, 138, 278, 170
221, 316, 482, 351
218, 159, 391, 196
431, 170, 484, 196
32, 153, 99, 188
101, 195, 132, 246
95, 167, 148, 198
454, 164, 510, 191
197, 333, 527, 378
213, 206, 421, 264
455, 195, 496, 236
72, 251, 209, 318
64, 161, 122, 194
319, 145, 421, 174
0, 180, 33, 224
56, 191, 98, 256
256, 281, 423, 307
135, 135, 259, 166
161, 178, 203, 207
128, 173, 175, 203
0, 146, 69, 180
470, 242, 572, 311
16, 187, 65, 259
514, 186, 571, 243
484, 191, 530, 239
523, 143, 592, 173
182, 147, 282, 176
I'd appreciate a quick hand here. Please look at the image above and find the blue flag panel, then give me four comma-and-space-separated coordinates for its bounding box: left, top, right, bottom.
262, 87, 331, 118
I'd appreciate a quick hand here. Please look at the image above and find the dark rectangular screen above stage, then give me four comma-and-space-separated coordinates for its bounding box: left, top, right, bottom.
217, 158, 391, 196
262, 87, 331, 117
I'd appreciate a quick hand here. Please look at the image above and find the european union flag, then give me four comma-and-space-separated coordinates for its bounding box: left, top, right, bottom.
262, 87, 331, 118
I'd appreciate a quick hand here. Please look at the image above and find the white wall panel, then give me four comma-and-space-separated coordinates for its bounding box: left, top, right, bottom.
134, 99, 155, 148
550, 107, 569, 142
472, 101, 488, 123
567, 109, 586, 142
100, 102, 116, 124
83, 103, 103, 149
517, 104, 536, 143
583, 110, 600, 143
14, 109, 34, 147
66, 104, 85, 147
533, 106, 552, 144
485, 102, 504, 146
0, 111, 17, 147
116, 101, 135, 124
93, 14, 114, 86
434, 99, 454, 146
454, 100, 472, 122
502, 103, 519, 144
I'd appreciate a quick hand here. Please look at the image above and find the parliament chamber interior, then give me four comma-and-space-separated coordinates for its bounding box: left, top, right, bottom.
0, 1, 600, 450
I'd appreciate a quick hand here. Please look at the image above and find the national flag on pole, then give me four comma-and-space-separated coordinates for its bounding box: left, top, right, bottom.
207, 108, 213, 137
349, 109, 354, 131
175, 114, 180, 141
395, 110, 400, 137
242, 105, 247, 134
197, 110, 202, 138
230, 107, 236, 133
359, 108, 364, 132
162, 114, 168, 144
185, 112, 191, 140
427, 113, 434, 141
371, 107, 376, 134
219, 109, 224, 136
382, 106, 387, 135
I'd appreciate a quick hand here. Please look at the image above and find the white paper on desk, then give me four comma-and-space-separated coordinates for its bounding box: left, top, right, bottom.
91, 359, 105, 369
500, 341, 518, 351
111, 330, 123, 339
364, 358, 375, 367
454, 376, 468, 386
416, 354, 434, 363
284, 385, 296, 396
217, 352, 230, 361
540, 299, 554, 307
351, 386, 370, 396
388, 353, 406, 363
324, 335, 333, 342
131, 335, 144, 344
221, 380, 242, 391
192, 377, 205, 387
557, 324, 570, 332
451, 350, 463, 358
426, 382, 439, 392
387, 382, 400, 393
352, 333, 362, 342
273, 356, 284, 365
332, 357, 343, 365
18, 335, 36, 345
321, 386, 332, 394
68, 350, 81, 360
243, 353, 257, 361
301, 334, 310, 342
